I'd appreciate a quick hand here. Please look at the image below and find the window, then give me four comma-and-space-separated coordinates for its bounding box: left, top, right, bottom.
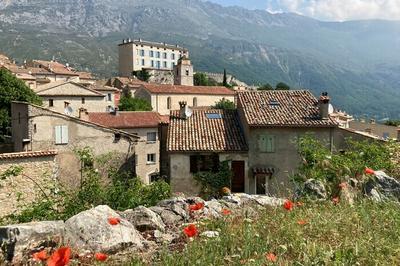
49, 99, 54, 107
163, 52, 167, 59
140, 49, 145, 56
64, 102, 69, 108
136, 58, 139, 65
147, 154, 156, 164
190, 154, 219, 173
156, 51, 160, 58
156, 61, 161, 69
141, 59, 145, 66
55, 125, 68, 145
107, 93, 112, 101
167, 97, 171, 109
258, 134, 276, 153
206, 113, 222, 119
186, 69, 189, 76
163, 61, 167, 68
151, 60, 154, 68
81, 97, 85, 104
33, 124, 37, 133
193, 97, 198, 107
150, 173, 161, 182
150, 51, 154, 57
147, 132, 157, 142
171, 53, 175, 60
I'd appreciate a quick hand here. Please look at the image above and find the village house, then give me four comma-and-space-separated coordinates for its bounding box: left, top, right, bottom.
349, 120, 399, 140
84, 111, 168, 184
11, 101, 138, 186
0, 54, 37, 89
237, 91, 338, 196
88, 83, 121, 108
166, 103, 248, 195
34, 81, 114, 116
135, 84, 236, 115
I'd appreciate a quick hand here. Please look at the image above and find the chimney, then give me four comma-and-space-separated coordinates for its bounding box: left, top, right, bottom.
111, 107, 119, 116
179, 101, 191, 119
78, 108, 89, 121
318, 92, 330, 120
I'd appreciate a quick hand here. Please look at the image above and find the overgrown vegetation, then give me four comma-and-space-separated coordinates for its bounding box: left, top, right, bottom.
137, 200, 400, 265
132, 69, 151, 82
118, 91, 152, 111
294, 134, 399, 194
212, 98, 236, 110
0, 68, 42, 141
0, 148, 170, 223
384, 120, 400, 126
193, 161, 232, 198
257, 82, 291, 91
193, 72, 218, 86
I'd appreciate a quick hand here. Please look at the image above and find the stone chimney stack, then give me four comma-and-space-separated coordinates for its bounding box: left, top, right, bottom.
179, 101, 191, 119
79, 108, 88, 121
111, 107, 119, 116
318, 92, 330, 120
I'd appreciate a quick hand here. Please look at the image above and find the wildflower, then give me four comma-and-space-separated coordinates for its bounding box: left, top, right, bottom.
365, 168, 375, 175
332, 197, 339, 205
283, 200, 294, 211
95, 253, 108, 262
266, 252, 277, 262
47, 247, 71, 266
108, 217, 121, 225
32, 250, 48, 261
189, 202, 204, 212
338, 182, 347, 189
297, 220, 308, 225
222, 208, 231, 215
183, 224, 198, 238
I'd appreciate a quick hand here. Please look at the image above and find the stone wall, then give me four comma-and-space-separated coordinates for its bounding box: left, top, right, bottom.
0, 154, 57, 218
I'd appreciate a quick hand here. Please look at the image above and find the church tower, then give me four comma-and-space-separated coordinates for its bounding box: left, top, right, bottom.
173, 56, 194, 86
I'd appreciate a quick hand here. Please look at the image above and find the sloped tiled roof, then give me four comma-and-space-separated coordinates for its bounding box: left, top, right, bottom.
167, 109, 248, 152
35, 81, 104, 97
0, 150, 57, 160
238, 90, 337, 127
142, 84, 236, 95
33, 60, 79, 76
88, 112, 165, 129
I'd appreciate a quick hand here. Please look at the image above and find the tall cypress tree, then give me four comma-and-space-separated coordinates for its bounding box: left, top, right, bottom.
222, 68, 228, 87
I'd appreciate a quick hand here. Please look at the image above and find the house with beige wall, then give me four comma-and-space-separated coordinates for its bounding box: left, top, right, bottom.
11, 102, 138, 186
35, 81, 114, 116
85, 111, 168, 184
166, 104, 248, 195
135, 84, 236, 115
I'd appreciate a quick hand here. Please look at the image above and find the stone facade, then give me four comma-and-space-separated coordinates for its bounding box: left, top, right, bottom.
0, 153, 57, 217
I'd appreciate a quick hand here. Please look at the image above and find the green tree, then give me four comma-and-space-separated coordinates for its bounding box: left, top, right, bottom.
118, 92, 152, 111
384, 120, 400, 127
257, 83, 274, 91
0, 69, 42, 140
222, 69, 228, 87
132, 69, 151, 82
213, 98, 235, 110
276, 82, 290, 90
194, 73, 209, 86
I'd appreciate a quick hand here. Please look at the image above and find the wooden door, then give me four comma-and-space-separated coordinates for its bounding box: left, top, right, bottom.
231, 161, 245, 192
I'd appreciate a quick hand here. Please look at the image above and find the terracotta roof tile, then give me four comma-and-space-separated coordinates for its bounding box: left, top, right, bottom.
0, 150, 57, 160
167, 109, 248, 152
142, 84, 236, 95
88, 112, 165, 129
238, 90, 337, 127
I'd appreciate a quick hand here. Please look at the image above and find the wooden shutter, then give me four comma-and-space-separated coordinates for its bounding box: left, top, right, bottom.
55, 126, 62, 144
266, 135, 276, 153
61, 125, 69, 144
258, 134, 267, 152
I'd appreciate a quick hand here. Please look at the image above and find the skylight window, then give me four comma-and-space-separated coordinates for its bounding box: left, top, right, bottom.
206, 113, 222, 119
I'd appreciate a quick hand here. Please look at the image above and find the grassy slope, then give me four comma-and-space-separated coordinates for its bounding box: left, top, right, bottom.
131, 200, 400, 265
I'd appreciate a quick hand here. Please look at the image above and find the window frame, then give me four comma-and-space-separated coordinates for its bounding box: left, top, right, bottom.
258, 134, 276, 153
146, 132, 157, 143
147, 153, 156, 164
49, 99, 54, 107
55, 125, 69, 145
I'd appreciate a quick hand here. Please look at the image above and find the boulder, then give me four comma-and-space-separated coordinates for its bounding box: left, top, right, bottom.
338, 185, 356, 205
121, 206, 165, 232
252, 195, 285, 207
364, 171, 400, 201
204, 200, 223, 218
200, 231, 219, 238
302, 179, 327, 199
0, 221, 65, 264
221, 195, 242, 205
153, 230, 177, 244
157, 198, 190, 221
65, 205, 143, 253
149, 206, 183, 225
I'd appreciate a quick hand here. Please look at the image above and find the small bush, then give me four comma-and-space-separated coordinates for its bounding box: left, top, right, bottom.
194, 161, 232, 198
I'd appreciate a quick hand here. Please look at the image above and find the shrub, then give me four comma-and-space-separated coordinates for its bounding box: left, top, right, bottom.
194, 161, 232, 198
213, 98, 235, 110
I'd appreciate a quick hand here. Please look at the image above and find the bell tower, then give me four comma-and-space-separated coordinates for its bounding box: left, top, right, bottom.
173, 56, 194, 86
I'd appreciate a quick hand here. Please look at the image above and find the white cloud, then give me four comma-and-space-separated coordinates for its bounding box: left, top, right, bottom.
267, 0, 400, 21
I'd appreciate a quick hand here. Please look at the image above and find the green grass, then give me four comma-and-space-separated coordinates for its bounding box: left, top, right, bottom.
131, 200, 400, 265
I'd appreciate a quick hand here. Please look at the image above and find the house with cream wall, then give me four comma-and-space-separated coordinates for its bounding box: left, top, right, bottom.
135, 84, 236, 115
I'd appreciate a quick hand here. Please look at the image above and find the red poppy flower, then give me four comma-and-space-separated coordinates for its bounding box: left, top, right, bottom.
297, 220, 308, 225
183, 224, 198, 238
222, 208, 231, 215
47, 247, 71, 266
32, 250, 48, 261
95, 253, 108, 262
365, 168, 375, 175
283, 200, 294, 211
108, 217, 121, 225
296, 202, 304, 207
338, 182, 347, 189
266, 252, 277, 262
189, 202, 204, 212
332, 197, 339, 205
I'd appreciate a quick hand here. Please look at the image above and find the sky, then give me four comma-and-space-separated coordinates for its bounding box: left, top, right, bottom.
207, 0, 400, 21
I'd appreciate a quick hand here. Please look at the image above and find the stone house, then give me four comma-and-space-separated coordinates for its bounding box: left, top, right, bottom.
89, 84, 121, 108
166, 103, 248, 195
237, 91, 338, 196
85, 111, 168, 184
35, 81, 114, 116
26, 60, 80, 83
135, 84, 236, 115
11, 102, 138, 186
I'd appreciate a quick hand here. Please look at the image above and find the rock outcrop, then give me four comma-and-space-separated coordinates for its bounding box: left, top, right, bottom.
364, 171, 400, 202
